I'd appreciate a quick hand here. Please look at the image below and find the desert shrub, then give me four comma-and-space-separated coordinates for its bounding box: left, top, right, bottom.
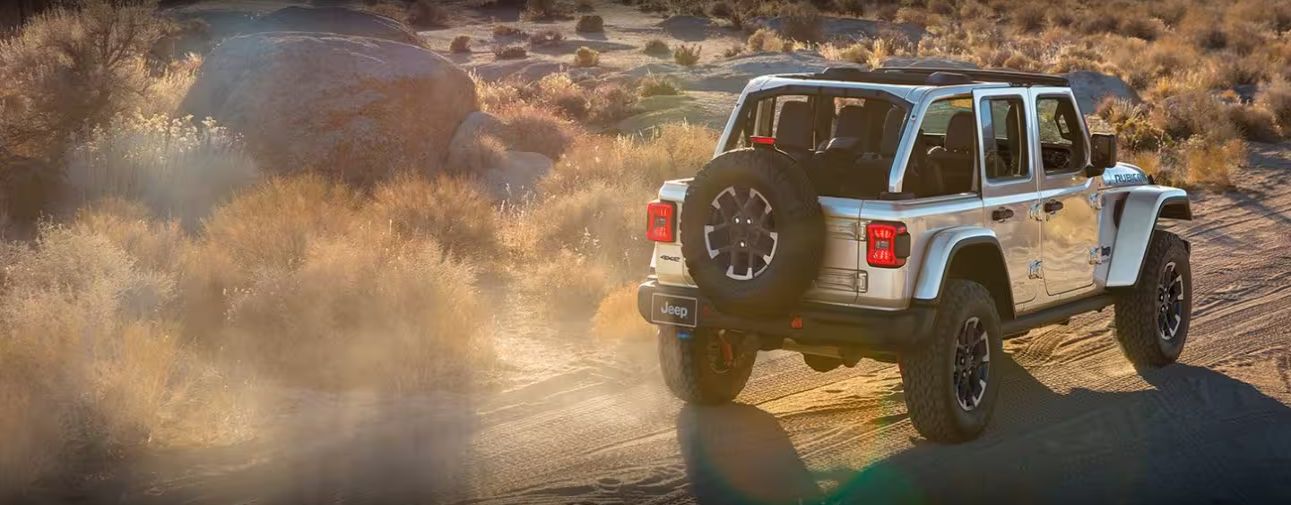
894, 7, 937, 28
534, 73, 590, 119
723, 45, 743, 58
524, 0, 570, 20
1096, 98, 1164, 151
0, 222, 248, 494
201, 175, 360, 271
1121, 16, 1163, 41
220, 225, 490, 390
576, 0, 596, 12
1255, 78, 1291, 131
529, 29, 564, 46
1150, 92, 1238, 142
1011, 4, 1046, 32
1181, 11, 1228, 51
640, 73, 682, 96
364, 175, 499, 259
590, 84, 639, 124
494, 44, 528, 59
0, 0, 176, 160
746, 28, 792, 53
780, 2, 823, 43
1228, 103, 1283, 143
450, 35, 472, 53
819, 42, 869, 64
493, 24, 526, 38
1181, 136, 1244, 188
674, 44, 702, 66
519, 249, 613, 318
643, 38, 670, 55
492, 104, 580, 159
540, 123, 716, 195
1077, 7, 1120, 34
575, 14, 604, 33
516, 181, 652, 273
574, 46, 600, 67
65, 114, 259, 227
407, 0, 450, 27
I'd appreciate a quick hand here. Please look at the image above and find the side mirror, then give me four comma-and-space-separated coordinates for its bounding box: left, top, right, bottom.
1088, 133, 1117, 177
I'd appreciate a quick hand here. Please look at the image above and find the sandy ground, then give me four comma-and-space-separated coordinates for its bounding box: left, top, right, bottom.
27, 3, 1290, 504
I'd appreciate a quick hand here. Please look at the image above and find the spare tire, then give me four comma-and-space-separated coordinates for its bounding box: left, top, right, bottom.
680, 148, 825, 317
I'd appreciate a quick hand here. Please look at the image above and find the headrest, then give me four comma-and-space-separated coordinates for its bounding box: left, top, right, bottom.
834, 105, 867, 139
880, 108, 905, 156
944, 111, 975, 151
776, 100, 814, 150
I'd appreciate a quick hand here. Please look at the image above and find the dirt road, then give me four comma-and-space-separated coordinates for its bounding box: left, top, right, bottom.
65, 147, 1290, 505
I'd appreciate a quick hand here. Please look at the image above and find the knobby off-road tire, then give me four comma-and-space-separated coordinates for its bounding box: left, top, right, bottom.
680, 148, 825, 317
899, 280, 1003, 443
1114, 231, 1191, 368
658, 326, 756, 405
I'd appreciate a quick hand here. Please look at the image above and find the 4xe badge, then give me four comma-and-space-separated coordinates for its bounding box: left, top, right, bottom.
651, 294, 698, 328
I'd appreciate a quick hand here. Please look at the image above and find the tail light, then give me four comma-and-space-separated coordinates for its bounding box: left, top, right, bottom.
646, 201, 676, 242
866, 221, 910, 268
749, 135, 776, 146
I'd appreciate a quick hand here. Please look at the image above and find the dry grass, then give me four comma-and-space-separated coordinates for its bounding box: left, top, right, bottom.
640, 73, 682, 96
643, 38, 670, 56
574, 46, 600, 67
674, 44, 702, 66
364, 174, 500, 259
450, 35, 472, 53
746, 27, 795, 53
575, 14, 604, 33
494, 44, 528, 59
65, 114, 259, 227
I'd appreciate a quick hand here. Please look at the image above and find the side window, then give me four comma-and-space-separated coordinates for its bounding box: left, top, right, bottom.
1035, 96, 1087, 173
979, 96, 1029, 182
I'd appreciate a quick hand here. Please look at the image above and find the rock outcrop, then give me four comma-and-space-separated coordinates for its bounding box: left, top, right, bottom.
181, 33, 477, 185
248, 6, 427, 48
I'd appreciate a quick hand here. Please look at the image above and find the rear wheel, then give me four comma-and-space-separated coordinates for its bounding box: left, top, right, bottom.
658, 326, 757, 404
899, 280, 1003, 443
1114, 231, 1191, 367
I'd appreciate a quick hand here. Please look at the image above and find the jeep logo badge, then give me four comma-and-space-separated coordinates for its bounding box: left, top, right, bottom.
650, 294, 698, 328
659, 301, 689, 319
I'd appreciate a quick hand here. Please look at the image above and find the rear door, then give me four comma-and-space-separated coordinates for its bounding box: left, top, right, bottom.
972, 88, 1041, 307
1030, 89, 1100, 298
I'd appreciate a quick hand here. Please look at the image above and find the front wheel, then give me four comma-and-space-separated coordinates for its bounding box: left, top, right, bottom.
658, 326, 756, 405
899, 279, 1003, 443
1114, 231, 1191, 367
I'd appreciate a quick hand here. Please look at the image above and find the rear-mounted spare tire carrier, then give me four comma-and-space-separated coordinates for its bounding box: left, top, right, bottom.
680, 148, 826, 317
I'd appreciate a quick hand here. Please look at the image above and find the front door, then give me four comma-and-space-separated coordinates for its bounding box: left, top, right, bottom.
1031, 90, 1100, 297
973, 88, 1040, 307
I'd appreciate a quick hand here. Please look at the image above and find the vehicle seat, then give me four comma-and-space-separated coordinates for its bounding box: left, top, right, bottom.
851, 107, 907, 196
926, 111, 975, 195
775, 101, 815, 163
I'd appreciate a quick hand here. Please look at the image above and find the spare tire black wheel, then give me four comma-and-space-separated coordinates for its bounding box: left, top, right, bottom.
680, 148, 825, 317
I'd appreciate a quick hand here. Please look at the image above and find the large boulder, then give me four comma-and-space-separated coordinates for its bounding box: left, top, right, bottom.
1064, 71, 1141, 114
248, 6, 426, 47
181, 33, 477, 185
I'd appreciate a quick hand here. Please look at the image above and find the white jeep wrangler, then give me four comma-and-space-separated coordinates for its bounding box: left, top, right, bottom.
637, 67, 1192, 443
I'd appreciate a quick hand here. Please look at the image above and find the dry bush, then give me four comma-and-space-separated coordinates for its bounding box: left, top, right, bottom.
518, 249, 613, 319
529, 29, 564, 47
640, 73, 682, 96
1096, 98, 1164, 151
1228, 103, 1283, 143
574, 46, 600, 67
408, 0, 450, 28
819, 42, 869, 64
201, 175, 360, 271
1182, 136, 1244, 188
65, 114, 259, 227
540, 123, 716, 195
746, 27, 794, 53
0, 0, 175, 160
364, 175, 500, 259
643, 38, 670, 55
524, 0, 571, 20
723, 45, 744, 58
590, 84, 639, 124
221, 225, 490, 390
493, 24, 526, 38
1011, 4, 1046, 32
1256, 78, 1291, 132
674, 44, 703, 66
576, 0, 596, 12
535, 73, 591, 119
575, 14, 604, 33
494, 44, 528, 59
450, 35, 472, 53
894, 7, 939, 29
0, 222, 249, 494
492, 104, 580, 159
1180, 10, 1229, 51
780, 2, 823, 43
592, 284, 655, 341
1150, 92, 1238, 143
1076, 7, 1120, 34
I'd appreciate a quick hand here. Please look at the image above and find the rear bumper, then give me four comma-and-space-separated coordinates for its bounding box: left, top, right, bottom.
637, 280, 936, 354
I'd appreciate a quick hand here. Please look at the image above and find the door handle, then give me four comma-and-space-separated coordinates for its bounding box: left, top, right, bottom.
991, 207, 1014, 222
1043, 200, 1064, 213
